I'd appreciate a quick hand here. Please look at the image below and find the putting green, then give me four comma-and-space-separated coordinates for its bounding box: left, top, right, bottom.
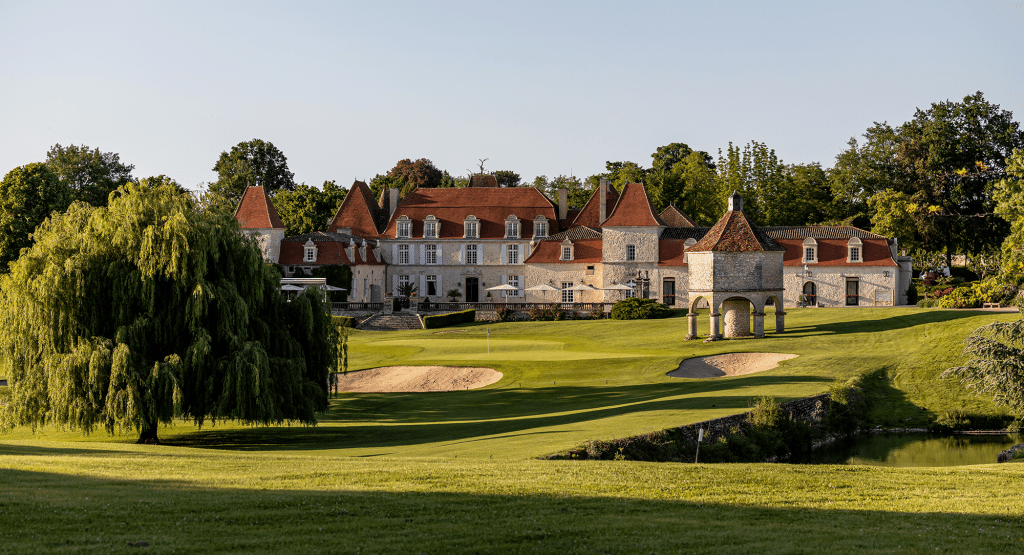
364, 338, 651, 362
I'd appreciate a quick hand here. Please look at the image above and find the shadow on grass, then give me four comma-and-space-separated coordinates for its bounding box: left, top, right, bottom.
169, 375, 829, 451
785, 309, 990, 337
1, 467, 1021, 555
0, 443, 136, 457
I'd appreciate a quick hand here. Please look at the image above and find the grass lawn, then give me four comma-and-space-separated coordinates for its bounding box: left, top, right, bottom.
2, 307, 1023, 553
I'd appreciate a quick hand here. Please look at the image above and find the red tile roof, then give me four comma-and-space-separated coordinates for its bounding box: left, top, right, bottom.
525, 239, 603, 264
660, 205, 696, 228
279, 232, 383, 266
776, 238, 897, 267
571, 184, 620, 228
601, 183, 666, 227
234, 186, 285, 229
689, 209, 784, 252
382, 187, 559, 239
327, 180, 384, 238
468, 174, 499, 188
658, 240, 690, 266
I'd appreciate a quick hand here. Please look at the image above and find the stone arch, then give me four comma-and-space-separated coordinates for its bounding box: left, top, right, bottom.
688, 294, 711, 313
802, 281, 817, 305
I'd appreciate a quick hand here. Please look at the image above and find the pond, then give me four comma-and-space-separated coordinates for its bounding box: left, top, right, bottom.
803, 432, 1024, 467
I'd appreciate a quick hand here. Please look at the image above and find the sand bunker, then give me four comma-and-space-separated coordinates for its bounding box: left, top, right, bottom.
668, 352, 798, 379
335, 366, 502, 392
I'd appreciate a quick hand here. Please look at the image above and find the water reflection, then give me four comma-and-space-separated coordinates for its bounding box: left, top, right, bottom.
805, 433, 1024, 467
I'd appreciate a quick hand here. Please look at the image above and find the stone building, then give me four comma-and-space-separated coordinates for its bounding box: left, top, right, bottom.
235, 177, 914, 333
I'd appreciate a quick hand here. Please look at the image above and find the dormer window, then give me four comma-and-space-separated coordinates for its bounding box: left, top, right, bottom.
534, 217, 548, 239
464, 215, 479, 239
803, 237, 818, 263
397, 216, 411, 239
505, 216, 520, 239
560, 239, 573, 261
423, 216, 439, 239
847, 237, 863, 263
303, 240, 317, 263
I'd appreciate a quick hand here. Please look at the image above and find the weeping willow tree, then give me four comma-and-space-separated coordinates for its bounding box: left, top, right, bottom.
0, 180, 336, 443
943, 313, 1024, 416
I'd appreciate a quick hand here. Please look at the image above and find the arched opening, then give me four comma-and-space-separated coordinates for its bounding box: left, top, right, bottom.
689, 295, 709, 313
802, 282, 816, 306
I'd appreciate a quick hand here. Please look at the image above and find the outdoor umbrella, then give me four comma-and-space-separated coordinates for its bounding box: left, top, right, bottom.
485, 284, 520, 291
279, 284, 305, 291
322, 284, 347, 291
525, 283, 559, 303
566, 283, 597, 291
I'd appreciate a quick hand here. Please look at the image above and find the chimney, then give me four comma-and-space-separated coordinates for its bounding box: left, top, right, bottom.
558, 187, 567, 221
389, 188, 399, 218
599, 177, 608, 223
728, 190, 742, 212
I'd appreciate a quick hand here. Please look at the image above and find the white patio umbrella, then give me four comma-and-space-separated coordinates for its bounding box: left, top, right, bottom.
601, 284, 633, 291
525, 284, 559, 291
566, 283, 597, 291
322, 284, 347, 291
486, 284, 520, 291
279, 284, 305, 291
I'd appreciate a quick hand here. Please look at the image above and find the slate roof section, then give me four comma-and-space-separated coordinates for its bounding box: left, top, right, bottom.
328, 180, 385, 238
234, 186, 285, 229
543, 226, 602, 242
764, 226, 889, 240
689, 208, 785, 252
660, 205, 697, 228
571, 184, 620, 228
602, 183, 667, 227
279, 231, 383, 266
381, 187, 559, 240
661, 227, 710, 240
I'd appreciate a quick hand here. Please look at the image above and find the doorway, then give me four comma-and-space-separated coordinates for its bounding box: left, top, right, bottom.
845, 279, 859, 306
465, 277, 479, 303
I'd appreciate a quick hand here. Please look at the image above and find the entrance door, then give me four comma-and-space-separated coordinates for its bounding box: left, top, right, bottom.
465, 277, 479, 303
370, 284, 381, 303
662, 279, 676, 306
802, 282, 816, 305
845, 279, 859, 306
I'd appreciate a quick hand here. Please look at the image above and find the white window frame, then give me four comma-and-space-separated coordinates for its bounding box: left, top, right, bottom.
426, 275, 438, 297
398, 274, 411, 293
397, 217, 412, 239
506, 275, 521, 298
626, 244, 636, 261
423, 216, 439, 239
505, 216, 520, 239
464, 216, 479, 239
802, 237, 818, 263
625, 280, 636, 299
303, 240, 317, 263
425, 244, 438, 265
507, 244, 520, 265
398, 244, 410, 265
561, 282, 574, 303
533, 218, 548, 239
465, 244, 479, 265
847, 237, 863, 263
560, 239, 573, 261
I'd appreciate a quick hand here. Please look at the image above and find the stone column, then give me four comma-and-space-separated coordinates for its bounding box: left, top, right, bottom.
686, 312, 699, 340
752, 311, 765, 338
722, 299, 751, 338
383, 297, 394, 314
709, 312, 721, 338
775, 311, 786, 333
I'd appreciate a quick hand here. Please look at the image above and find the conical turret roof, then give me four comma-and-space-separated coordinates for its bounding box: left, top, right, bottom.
689, 194, 784, 252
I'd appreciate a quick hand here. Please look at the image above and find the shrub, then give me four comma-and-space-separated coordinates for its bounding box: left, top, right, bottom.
422, 309, 475, 329
331, 315, 356, 328
495, 305, 516, 322
906, 283, 919, 305
590, 306, 605, 320
610, 298, 672, 320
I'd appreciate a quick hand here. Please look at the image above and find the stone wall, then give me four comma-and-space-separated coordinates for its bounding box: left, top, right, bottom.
245, 228, 285, 264
784, 266, 898, 307
601, 227, 662, 263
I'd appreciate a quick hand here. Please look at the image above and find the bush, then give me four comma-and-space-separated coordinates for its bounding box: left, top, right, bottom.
906, 283, 919, 305
422, 309, 475, 329
933, 278, 1019, 309
495, 305, 516, 322
590, 306, 605, 320
331, 315, 356, 328
609, 298, 672, 320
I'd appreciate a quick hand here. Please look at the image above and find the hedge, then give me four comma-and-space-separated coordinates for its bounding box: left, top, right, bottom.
423, 309, 475, 329
610, 298, 672, 320
332, 315, 356, 328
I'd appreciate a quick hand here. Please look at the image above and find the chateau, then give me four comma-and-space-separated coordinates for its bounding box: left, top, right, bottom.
235, 177, 913, 337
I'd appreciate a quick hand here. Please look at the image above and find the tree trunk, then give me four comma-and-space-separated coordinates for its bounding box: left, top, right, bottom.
136, 423, 159, 445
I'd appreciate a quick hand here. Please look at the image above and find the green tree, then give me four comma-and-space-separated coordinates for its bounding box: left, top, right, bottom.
209, 139, 296, 205
716, 141, 786, 224
0, 182, 335, 443
993, 149, 1024, 282
534, 175, 590, 210
943, 315, 1024, 416
668, 151, 725, 225
386, 158, 443, 192
368, 174, 407, 200
768, 163, 834, 226
274, 181, 348, 236
45, 144, 134, 207
867, 188, 935, 254
0, 163, 72, 273
492, 170, 521, 187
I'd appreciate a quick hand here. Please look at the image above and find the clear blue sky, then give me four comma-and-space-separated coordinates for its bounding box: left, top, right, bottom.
1, 1, 1021, 192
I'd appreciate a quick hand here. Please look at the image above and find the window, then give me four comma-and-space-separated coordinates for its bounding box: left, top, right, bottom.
585, 265, 595, 276
398, 275, 411, 295
425, 244, 438, 265
426, 275, 437, 297
846, 279, 859, 306
802, 237, 818, 263
507, 244, 519, 265
802, 282, 817, 306
506, 275, 520, 298
625, 280, 636, 299
534, 219, 548, 239
424, 219, 438, 239
561, 282, 574, 303
847, 237, 863, 263
505, 217, 520, 239
398, 244, 410, 265
304, 247, 316, 262
464, 216, 479, 239
561, 245, 572, 260
465, 244, 478, 265
397, 218, 411, 238
626, 244, 636, 261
